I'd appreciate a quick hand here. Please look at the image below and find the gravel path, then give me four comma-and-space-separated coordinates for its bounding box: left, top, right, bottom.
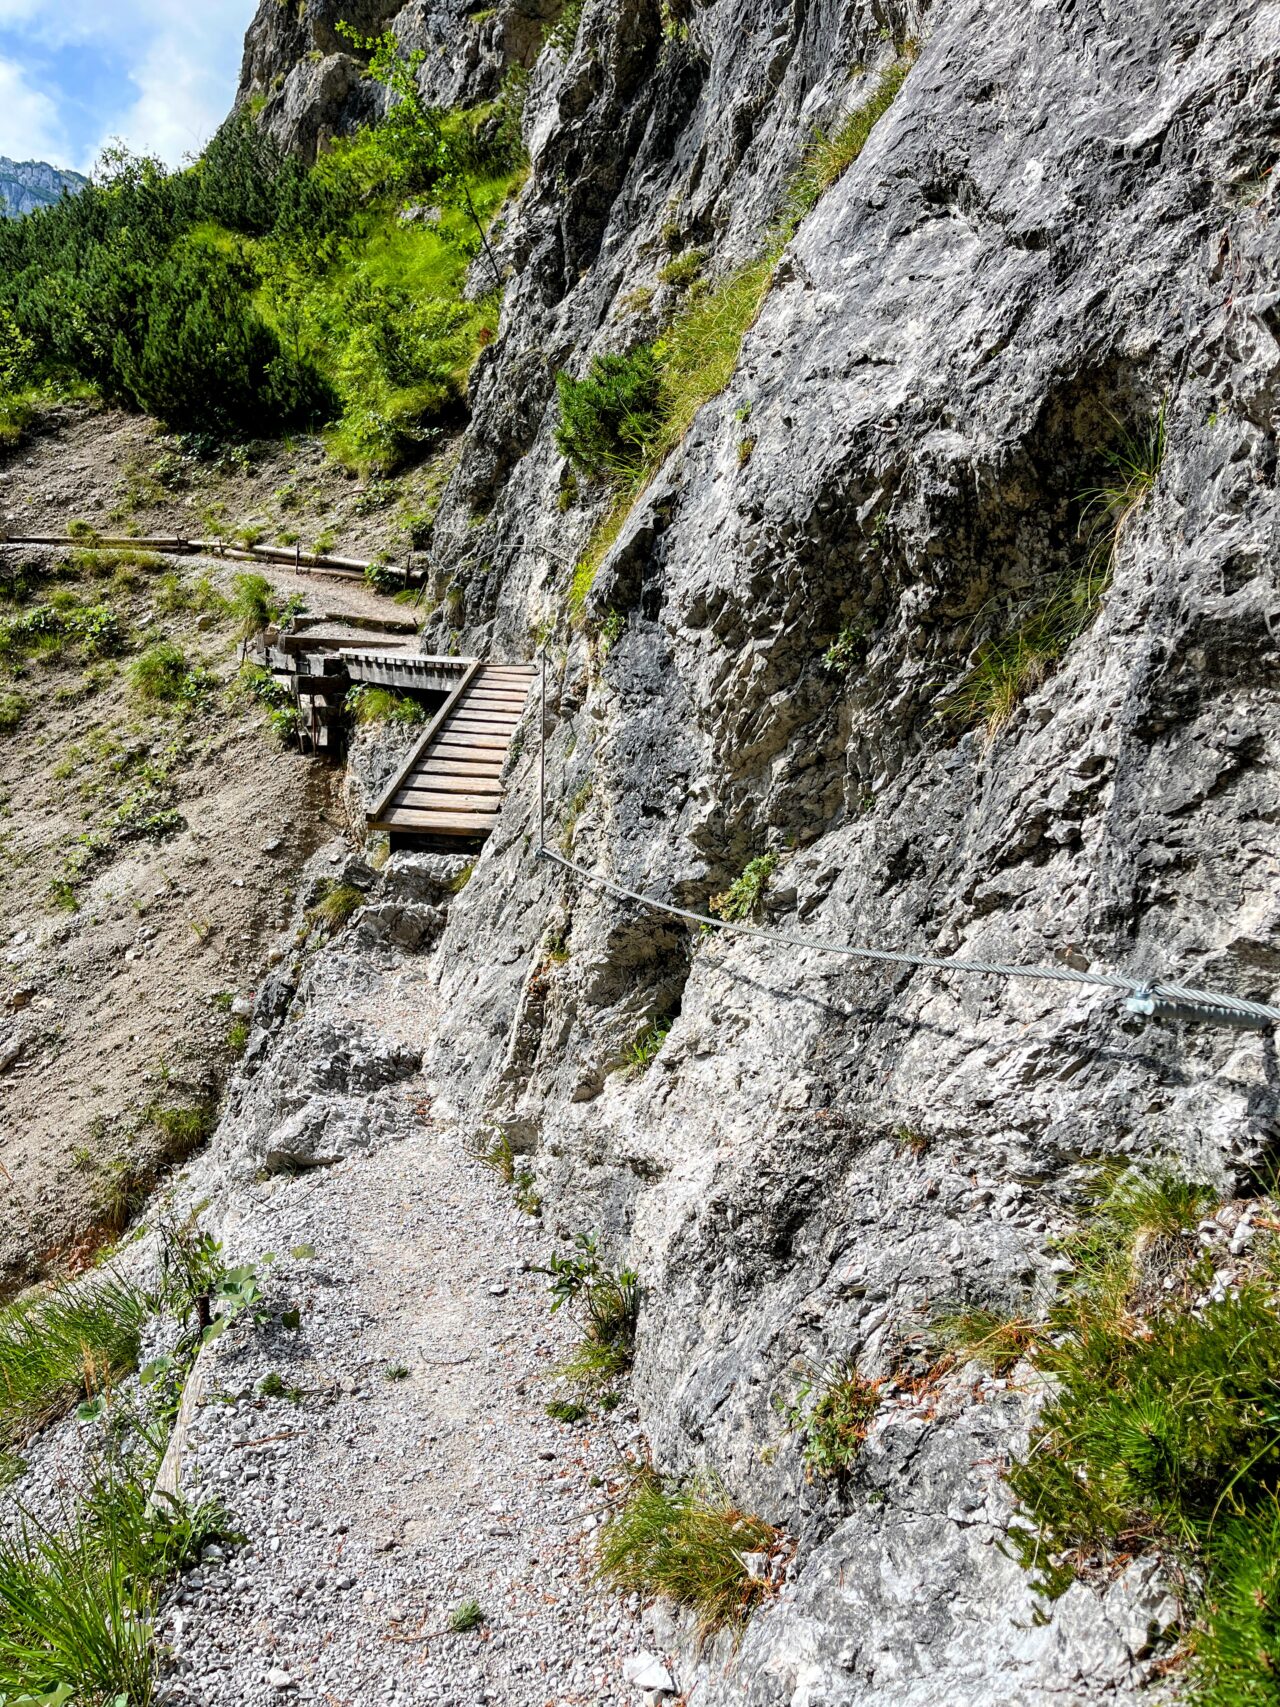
156, 1121, 654, 1707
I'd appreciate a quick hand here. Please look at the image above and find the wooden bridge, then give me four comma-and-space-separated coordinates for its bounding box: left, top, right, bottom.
366, 658, 536, 850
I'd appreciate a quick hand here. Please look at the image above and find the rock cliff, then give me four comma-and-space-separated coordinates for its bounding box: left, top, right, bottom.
231, 0, 1280, 1698
0, 156, 86, 218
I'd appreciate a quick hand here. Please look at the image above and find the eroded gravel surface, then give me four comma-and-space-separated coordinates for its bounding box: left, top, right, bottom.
156, 1128, 653, 1707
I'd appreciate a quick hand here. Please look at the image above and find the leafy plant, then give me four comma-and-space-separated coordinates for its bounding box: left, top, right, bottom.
598, 1471, 781, 1634
623, 1016, 673, 1071
822, 621, 868, 675
536, 1233, 641, 1389
545, 1399, 588, 1423
710, 852, 777, 923
779, 1361, 882, 1482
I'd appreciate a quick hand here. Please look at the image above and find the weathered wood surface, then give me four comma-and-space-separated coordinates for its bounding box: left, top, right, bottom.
368, 662, 535, 845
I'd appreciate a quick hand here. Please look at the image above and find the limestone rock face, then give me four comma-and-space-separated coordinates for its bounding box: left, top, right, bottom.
221, 0, 1280, 1697
236, 0, 555, 158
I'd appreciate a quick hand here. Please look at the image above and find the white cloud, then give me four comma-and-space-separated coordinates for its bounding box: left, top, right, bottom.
0, 1, 256, 171
0, 54, 69, 163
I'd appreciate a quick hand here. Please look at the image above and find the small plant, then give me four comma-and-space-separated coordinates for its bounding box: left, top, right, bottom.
0, 689, 25, 733
780, 1360, 882, 1482
448, 1598, 485, 1633
736, 436, 755, 467
127, 642, 192, 703
312, 528, 337, 557
346, 683, 428, 726
555, 348, 664, 485
560, 780, 593, 852
822, 621, 868, 675
477, 1129, 516, 1185
710, 852, 777, 923
545, 1399, 587, 1424
149, 1102, 216, 1161
597, 608, 624, 656
622, 1016, 673, 1071
513, 1170, 542, 1217
784, 50, 918, 227
0, 1275, 149, 1445
891, 1126, 929, 1158
598, 1471, 781, 1634
659, 248, 706, 290
383, 1363, 410, 1382
537, 1233, 641, 1388
935, 1307, 1039, 1377
228, 572, 277, 649
308, 882, 365, 934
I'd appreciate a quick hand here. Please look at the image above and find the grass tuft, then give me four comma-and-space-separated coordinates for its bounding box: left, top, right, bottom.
308, 882, 366, 934
779, 1360, 882, 1481
0, 1276, 149, 1446
598, 1471, 781, 1634
448, 1597, 484, 1633
942, 405, 1166, 739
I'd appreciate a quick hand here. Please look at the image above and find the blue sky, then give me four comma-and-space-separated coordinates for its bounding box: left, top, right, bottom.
0, 1, 257, 174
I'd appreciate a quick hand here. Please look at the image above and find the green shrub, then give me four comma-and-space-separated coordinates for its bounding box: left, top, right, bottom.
622, 1016, 673, 1070
598, 1472, 780, 1633
555, 348, 665, 484
0, 689, 25, 733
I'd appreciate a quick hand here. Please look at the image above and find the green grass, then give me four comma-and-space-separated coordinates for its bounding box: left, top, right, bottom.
944, 406, 1166, 739
936, 1307, 1040, 1376
598, 1472, 780, 1634
987, 1167, 1280, 1704
0, 1276, 149, 1446
127, 642, 192, 703
0, 688, 26, 732
783, 51, 917, 227
308, 882, 366, 934
0, 1464, 228, 1703
709, 852, 777, 923
345, 683, 429, 726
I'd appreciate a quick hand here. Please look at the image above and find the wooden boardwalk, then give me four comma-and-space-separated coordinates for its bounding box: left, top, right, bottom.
367, 660, 536, 848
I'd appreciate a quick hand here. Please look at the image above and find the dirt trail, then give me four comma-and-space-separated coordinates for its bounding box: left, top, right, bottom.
162, 1121, 653, 1706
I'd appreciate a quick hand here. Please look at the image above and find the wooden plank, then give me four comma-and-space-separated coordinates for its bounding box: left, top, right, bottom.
384, 811, 496, 833
460, 687, 530, 701
446, 716, 521, 733
458, 697, 528, 713
393, 790, 499, 814
418, 764, 505, 781
367, 657, 482, 826
400, 773, 503, 796
432, 731, 512, 749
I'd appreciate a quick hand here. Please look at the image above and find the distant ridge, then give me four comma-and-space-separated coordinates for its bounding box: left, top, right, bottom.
0, 157, 87, 219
